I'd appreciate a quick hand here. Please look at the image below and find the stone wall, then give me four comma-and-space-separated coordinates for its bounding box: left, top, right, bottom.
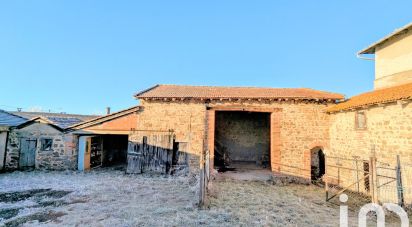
328, 101, 412, 203
210, 100, 332, 179
5, 130, 19, 170
134, 100, 207, 174
135, 99, 334, 178
215, 111, 270, 165
329, 102, 412, 165
5, 122, 78, 171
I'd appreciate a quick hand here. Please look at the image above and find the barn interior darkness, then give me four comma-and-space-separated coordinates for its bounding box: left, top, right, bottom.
214, 111, 270, 170
310, 147, 325, 181
90, 135, 128, 168
102, 135, 128, 166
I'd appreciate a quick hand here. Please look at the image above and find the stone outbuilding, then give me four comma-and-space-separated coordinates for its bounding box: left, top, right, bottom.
0, 110, 27, 171
128, 84, 344, 178
1, 111, 96, 171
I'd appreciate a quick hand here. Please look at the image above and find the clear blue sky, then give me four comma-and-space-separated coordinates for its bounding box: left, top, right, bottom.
0, 1, 411, 115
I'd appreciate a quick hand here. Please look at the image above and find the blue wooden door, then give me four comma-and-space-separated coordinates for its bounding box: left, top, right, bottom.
78, 136, 92, 171
20, 138, 37, 168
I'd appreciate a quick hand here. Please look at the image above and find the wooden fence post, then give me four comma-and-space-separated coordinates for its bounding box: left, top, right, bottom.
199, 163, 205, 206
355, 157, 360, 193
324, 155, 329, 201
396, 155, 405, 207
369, 154, 378, 203
325, 177, 329, 201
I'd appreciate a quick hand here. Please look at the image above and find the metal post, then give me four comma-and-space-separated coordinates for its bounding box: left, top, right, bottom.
396, 155, 405, 207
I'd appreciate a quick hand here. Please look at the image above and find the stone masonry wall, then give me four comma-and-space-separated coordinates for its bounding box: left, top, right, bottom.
5, 122, 78, 171
215, 111, 270, 165
135, 99, 333, 178
133, 100, 207, 174
5, 130, 20, 170
210, 100, 332, 179
329, 101, 412, 203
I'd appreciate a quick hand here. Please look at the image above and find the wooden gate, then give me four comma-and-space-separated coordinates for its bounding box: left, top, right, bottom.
126, 132, 175, 174
20, 138, 37, 168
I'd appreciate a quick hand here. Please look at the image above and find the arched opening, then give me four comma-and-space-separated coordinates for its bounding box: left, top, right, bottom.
311, 147, 325, 181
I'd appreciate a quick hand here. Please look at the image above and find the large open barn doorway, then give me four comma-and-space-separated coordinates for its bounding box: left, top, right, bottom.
214, 111, 271, 171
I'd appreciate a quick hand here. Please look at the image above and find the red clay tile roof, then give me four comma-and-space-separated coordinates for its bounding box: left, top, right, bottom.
135, 84, 344, 101
327, 82, 412, 113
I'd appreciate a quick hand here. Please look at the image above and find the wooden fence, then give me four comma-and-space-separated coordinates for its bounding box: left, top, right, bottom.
126, 132, 189, 175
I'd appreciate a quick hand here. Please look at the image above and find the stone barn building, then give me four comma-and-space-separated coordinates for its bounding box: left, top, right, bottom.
129, 85, 343, 178
326, 22, 412, 204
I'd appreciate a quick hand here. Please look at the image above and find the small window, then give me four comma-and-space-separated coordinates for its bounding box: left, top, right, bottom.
355, 112, 367, 129
41, 138, 53, 151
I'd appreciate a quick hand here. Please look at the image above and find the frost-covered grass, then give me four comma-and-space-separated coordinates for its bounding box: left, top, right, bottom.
0, 169, 404, 226
0, 169, 200, 226
208, 179, 355, 226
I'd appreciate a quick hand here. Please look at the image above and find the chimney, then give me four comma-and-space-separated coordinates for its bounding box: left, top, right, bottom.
106, 107, 111, 115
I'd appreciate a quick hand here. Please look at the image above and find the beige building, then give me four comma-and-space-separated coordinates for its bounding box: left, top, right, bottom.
358, 22, 412, 89
327, 23, 412, 204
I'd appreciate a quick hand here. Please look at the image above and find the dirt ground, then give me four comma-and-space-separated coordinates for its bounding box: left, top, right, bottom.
0, 168, 408, 226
